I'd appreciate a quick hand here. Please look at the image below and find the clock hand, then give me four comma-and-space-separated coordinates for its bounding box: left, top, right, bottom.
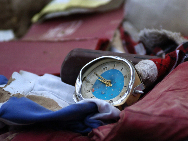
95, 72, 105, 80
94, 72, 112, 87
98, 78, 112, 87
104, 80, 112, 87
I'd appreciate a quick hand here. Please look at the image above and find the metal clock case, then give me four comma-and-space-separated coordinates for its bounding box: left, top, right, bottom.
74, 56, 144, 107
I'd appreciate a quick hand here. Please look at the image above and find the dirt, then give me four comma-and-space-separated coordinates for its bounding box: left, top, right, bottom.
0, 89, 62, 111
0, 88, 11, 103
0, 76, 62, 111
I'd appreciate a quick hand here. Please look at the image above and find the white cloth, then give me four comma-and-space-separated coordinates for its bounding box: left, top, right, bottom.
79, 99, 120, 120
2, 70, 76, 108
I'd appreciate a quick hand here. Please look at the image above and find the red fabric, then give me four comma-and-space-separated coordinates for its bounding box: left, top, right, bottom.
151, 51, 178, 80
177, 42, 188, 54
95, 38, 110, 51
90, 61, 188, 141
12, 130, 91, 141
119, 26, 137, 54
150, 50, 185, 81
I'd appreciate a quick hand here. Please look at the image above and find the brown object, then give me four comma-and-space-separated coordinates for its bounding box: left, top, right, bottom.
0, 0, 51, 38
60, 48, 159, 86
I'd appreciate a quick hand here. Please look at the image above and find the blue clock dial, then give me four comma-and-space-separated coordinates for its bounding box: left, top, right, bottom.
92, 69, 124, 100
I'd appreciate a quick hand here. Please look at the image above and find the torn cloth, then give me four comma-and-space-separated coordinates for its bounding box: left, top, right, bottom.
0, 71, 120, 134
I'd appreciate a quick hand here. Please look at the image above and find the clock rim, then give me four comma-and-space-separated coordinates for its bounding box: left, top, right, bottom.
74, 56, 136, 106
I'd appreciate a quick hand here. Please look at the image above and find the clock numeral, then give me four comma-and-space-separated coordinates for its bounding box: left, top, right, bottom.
103, 67, 108, 71
124, 75, 127, 78
113, 63, 116, 69
83, 77, 90, 83
121, 68, 124, 71
86, 90, 91, 93
109, 100, 113, 103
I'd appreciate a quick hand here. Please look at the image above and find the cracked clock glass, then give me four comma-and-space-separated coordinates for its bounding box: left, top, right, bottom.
80, 58, 132, 104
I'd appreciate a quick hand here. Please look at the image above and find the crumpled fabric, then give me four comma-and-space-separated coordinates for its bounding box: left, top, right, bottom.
79, 99, 120, 121
0, 70, 76, 109
11, 130, 91, 141
0, 97, 101, 134
0, 71, 120, 134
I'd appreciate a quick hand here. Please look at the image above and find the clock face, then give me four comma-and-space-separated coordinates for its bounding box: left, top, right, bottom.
80, 58, 133, 105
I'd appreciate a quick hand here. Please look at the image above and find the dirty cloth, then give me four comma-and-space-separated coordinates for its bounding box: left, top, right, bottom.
0, 71, 120, 134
